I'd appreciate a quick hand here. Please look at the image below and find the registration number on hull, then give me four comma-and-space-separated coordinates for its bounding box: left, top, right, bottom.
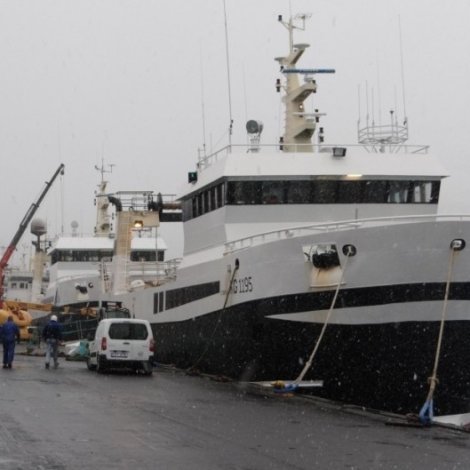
232, 276, 253, 294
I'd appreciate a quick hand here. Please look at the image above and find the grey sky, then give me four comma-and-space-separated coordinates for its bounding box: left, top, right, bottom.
1, 0, 469, 264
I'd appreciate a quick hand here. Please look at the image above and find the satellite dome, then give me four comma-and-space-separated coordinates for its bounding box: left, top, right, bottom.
30, 218, 47, 236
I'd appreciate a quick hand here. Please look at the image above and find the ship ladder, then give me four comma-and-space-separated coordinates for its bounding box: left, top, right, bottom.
418, 240, 462, 425
100, 260, 111, 293
186, 262, 239, 375
272, 245, 355, 394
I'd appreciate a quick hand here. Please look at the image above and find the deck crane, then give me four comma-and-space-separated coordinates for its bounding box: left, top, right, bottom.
0, 163, 65, 310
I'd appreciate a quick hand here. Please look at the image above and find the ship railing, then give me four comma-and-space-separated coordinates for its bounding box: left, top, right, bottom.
358, 123, 408, 141
102, 258, 182, 284
112, 191, 179, 211
55, 259, 182, 293
52, 272, 101, 284
223, 214, 470, 254
196, 142, 429, 170
125, 259, 181, 279
361, 144, 428, 155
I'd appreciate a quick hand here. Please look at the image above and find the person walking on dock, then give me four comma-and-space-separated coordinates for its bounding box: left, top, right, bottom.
42, 315, 63, 369
1, 316, 20, 369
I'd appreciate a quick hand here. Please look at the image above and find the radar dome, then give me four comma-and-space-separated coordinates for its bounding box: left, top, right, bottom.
30, 218, 47, 236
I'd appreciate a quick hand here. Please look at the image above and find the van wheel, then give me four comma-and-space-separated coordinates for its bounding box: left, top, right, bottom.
142, 361, 153, 376
87, 357, 96, 371
97, 356, 106, 374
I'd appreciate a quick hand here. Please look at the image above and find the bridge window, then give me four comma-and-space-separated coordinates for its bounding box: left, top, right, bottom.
50, 250, 113, 265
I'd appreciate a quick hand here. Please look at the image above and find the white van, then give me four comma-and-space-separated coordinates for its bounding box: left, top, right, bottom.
86, 318, 154, 375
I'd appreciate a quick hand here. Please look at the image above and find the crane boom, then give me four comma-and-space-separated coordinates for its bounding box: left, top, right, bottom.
0, 163, 65, 307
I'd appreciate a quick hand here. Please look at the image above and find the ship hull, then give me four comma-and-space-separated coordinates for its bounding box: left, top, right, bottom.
49, 217, 470, 415
142, 218, 470, 416
153, 297, 470, 416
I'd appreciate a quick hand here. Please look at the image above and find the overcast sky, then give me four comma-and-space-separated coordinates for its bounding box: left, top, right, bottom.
1, 0, 470, 265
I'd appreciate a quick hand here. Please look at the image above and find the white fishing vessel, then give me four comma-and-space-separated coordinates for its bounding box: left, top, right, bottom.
46, 15, 470, 419
43, 165, 173, 339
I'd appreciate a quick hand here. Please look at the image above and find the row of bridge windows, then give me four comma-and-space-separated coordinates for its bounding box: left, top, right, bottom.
182, 179, 440, 221
50, 250, 164, 265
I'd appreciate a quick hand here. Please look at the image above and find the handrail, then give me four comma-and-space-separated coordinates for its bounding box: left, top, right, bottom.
196, 142, 430, 170
223, 214, 470, 254
50, 258, 182, 285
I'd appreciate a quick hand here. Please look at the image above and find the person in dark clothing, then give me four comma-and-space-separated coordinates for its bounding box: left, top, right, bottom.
1, 316, 20, 369
42, 315, 63, 369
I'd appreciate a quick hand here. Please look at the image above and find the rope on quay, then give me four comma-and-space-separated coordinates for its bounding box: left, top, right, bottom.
273, 245, 355, 394
418, 239, 464, 425
185, 261, 239, 376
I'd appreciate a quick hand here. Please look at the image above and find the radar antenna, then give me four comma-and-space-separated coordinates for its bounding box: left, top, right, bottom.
357, 17, 409, 153
278, 12, 312, 51
223, 0, 233, 149
95, 158, 115, 183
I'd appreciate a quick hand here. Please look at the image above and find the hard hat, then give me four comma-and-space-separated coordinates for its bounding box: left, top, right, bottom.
51, 315, 58, 321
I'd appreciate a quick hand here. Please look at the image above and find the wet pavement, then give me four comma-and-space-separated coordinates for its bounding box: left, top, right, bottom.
0, 347, 469, 469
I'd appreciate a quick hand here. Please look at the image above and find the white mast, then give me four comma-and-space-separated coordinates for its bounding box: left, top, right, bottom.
94, 159, 115, 237
275, 14, 335, 153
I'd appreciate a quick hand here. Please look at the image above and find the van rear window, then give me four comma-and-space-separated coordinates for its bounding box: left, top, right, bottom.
108, 323, 149, 340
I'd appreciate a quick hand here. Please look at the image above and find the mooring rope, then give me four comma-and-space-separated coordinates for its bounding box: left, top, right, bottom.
419, 244, 458, 424
187, 263, 239, 373
294, 248, 353, 384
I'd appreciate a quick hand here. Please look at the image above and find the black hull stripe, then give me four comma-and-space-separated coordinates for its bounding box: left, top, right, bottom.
226, 282, 470, 318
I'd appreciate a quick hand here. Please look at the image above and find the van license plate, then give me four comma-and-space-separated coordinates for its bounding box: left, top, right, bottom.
111, 351, 128, 358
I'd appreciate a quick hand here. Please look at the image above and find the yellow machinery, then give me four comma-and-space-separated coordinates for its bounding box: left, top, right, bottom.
0, 301, 52, 341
